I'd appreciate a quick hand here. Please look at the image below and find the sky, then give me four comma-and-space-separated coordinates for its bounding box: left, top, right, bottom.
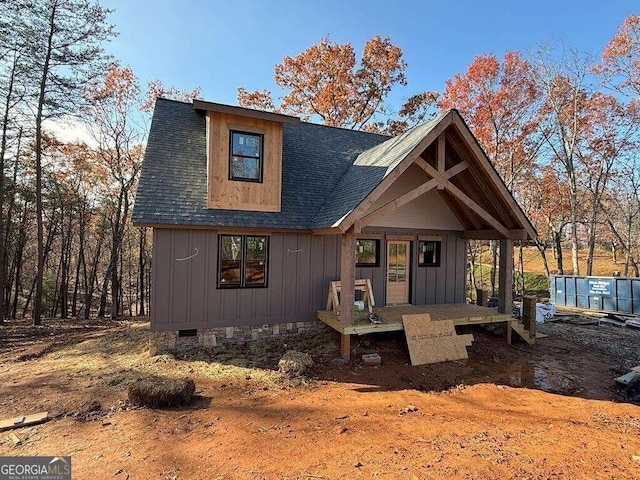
101, 0, 635, 115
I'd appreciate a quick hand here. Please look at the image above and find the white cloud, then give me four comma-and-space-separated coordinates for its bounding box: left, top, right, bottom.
43, 115, 98, 148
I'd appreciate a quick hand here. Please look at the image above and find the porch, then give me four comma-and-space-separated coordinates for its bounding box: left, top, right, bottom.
312, 113, 537, 360
317, 303, 513, 336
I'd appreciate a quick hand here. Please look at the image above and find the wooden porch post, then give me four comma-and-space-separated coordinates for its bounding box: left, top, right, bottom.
498, 238, 514, 314
339, 229, 356, 360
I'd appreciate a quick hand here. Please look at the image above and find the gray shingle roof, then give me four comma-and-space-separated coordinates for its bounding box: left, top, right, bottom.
309, 113, 447, 228
132, 98, 391, 229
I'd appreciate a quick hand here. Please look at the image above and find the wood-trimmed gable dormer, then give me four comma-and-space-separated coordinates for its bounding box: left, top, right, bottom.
194, 100, 299, 213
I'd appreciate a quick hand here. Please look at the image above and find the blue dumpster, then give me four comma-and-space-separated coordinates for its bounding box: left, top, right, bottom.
550, 275, 640, 315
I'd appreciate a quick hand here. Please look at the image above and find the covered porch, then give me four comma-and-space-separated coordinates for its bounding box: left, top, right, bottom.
312, 110, 537, 360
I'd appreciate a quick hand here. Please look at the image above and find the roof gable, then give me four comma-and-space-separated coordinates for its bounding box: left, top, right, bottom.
324, 110, 536, 240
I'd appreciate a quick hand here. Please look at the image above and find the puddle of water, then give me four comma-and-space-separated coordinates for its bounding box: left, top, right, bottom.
461, 359, 576, 394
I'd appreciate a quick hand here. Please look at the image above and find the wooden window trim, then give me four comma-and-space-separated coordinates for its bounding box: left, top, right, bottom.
386, 234, 414, 241
418, 235, 443, 242
229, 130, 264, 183
217, 234, 269, 289
418, 240, 441, 267
356, 238, 380, 268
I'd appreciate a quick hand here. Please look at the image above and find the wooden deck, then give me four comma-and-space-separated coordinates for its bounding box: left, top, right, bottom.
317, 303, 513, 335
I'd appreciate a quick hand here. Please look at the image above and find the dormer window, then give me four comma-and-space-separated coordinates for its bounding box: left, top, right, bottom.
229, 130, 263, 182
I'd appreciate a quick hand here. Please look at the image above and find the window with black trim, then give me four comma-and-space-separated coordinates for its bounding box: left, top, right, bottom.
218, 235, 268, 288
229, 131, 263, 182
356, 239, 379, 267
418, 240, 441, 267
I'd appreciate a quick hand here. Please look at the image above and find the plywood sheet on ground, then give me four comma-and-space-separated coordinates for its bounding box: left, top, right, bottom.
402, 313, 474, 365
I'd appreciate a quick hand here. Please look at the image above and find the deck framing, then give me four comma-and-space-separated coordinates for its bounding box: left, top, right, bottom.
317, 303, 512, 335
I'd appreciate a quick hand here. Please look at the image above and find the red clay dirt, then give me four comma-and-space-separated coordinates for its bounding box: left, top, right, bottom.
1, 317, 639, 479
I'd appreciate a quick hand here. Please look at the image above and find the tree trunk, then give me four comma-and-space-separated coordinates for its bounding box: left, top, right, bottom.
467, 242, 477, 301
98, 257, 113, 318
23, 213, 58, 318
85, 234, 103, 319
72, 207, 86, 317
604, 212, 639, 278
624, 256, 630, 277
110, 235, 119, 319
554, 231, 564, 275
585, 236, 595, 277
60, 213, 73, 319
33, 3, 57, 326
534, 240, 551, 280
8, 199, 28, 319
585, 200, 600, 277
568, 181, 580, 276
0, 55, 19, 326
3, 129, 22, 319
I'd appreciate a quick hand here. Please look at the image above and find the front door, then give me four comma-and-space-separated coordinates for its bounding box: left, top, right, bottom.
386, 240, 410, 305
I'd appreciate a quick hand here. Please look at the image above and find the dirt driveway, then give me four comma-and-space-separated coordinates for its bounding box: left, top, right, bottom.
0, 317, 639, 479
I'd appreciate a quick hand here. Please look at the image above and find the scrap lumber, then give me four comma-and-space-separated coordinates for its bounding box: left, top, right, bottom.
0, 411, 49, 431
511, 323, 535, 345
599, 317, 626, 328
402, 313, 474, 365
569, 318, 601, 326
615, 366, 640, 386
625, 318, 640, 330
5, 433, 21, 445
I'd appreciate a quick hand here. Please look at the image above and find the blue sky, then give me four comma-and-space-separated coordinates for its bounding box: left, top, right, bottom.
103, 0, 636, 114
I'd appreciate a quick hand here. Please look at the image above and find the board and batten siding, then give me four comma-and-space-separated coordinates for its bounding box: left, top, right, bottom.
356, 229, 467, 306
152, 229, 340, 331
151, 228, 466, 332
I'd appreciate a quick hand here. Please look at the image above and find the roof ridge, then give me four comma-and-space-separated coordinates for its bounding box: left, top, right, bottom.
298, 120, 392, 139
155, 97, 194, 105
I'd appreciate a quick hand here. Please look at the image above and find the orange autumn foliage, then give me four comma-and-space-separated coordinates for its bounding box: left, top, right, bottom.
595, 15, 640, 99
238, 35, 407, 130
438, 51, 540, 190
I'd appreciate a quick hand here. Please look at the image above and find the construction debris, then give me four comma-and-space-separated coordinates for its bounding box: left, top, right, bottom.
402, 313, 473, 366
615, 366, 640, 386
5, 433, 21, 445
362, 353, 381, 365
625, 319, 640, 330
0, 411, 49, 432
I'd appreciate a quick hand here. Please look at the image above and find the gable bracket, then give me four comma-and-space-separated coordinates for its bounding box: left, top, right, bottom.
336, 112, 454, 231
416, 158, 510, 238
360, 160, 469, 228
437, 133, 446, 188
451, 115, 536, 240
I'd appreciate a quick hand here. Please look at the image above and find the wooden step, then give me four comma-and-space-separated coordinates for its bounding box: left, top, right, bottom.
512, 323, 535, 345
